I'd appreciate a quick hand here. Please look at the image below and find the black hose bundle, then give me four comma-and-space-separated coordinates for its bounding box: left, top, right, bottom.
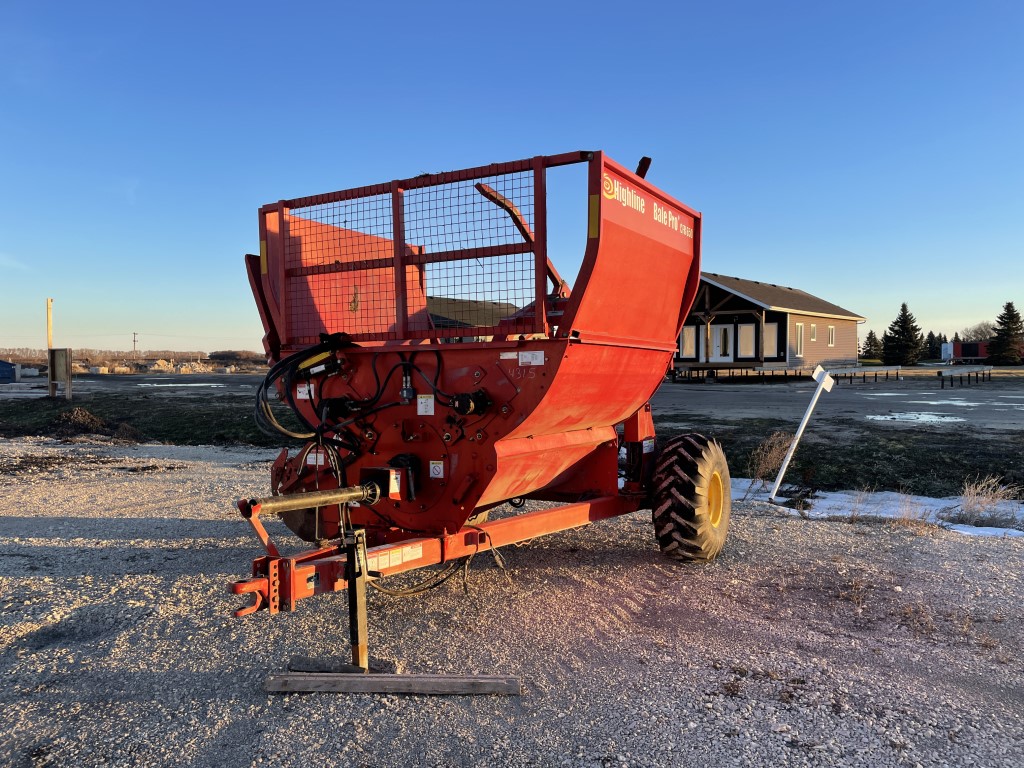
254, 333, 356, 442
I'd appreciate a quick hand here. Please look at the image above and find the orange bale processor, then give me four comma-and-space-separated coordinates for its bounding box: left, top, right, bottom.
232, 151, 731, 669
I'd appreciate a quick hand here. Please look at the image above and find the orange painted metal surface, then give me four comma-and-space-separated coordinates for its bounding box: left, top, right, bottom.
248, 151, 701, 539
231, 495, 637, 615
234, 151, 703, 615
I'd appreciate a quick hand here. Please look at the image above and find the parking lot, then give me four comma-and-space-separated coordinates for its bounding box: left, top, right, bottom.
652, 374, 1024, 432
5, 371, 1024, 434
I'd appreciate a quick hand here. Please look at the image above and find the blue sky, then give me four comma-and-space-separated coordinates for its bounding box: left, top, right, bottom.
1, 1, 1021, 352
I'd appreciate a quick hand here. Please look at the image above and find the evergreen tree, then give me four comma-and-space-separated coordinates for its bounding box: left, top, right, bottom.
881, 303, 925, 365
925, 331, 938, 360
987, 301, 1024, 365
952, 331, 962, 343
860, 330, 883, 359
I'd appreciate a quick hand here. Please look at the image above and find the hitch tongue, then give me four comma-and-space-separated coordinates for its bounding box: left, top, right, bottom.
231, 483, 382, 617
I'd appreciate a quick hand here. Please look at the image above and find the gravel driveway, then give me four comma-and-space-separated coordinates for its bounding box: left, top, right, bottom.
1, 437, 1022, 767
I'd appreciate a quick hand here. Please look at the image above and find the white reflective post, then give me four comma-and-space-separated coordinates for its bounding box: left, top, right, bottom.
769, 365, 834, 503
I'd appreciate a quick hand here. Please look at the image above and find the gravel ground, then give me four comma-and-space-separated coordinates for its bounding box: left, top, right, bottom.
1, 437, 1023, 768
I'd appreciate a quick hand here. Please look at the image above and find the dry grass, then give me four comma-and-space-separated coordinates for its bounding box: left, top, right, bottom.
839, 576, 869, 611
722, 680, 743, 697
946, 609, 973, 637
742, 431, 794, 499
975, 632, 999, 650
940, 475, 1022, 529
847, 485, 878, 524
899, 601, 936, 636
890, 494, 937, 535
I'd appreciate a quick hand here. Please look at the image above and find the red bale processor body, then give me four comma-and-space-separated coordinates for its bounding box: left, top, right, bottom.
233, 152, 716, 623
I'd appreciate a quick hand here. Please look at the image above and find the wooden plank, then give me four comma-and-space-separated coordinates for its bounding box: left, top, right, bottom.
826, 365, 900, 375
936, 365, 992, 377
264, 672, 522, 695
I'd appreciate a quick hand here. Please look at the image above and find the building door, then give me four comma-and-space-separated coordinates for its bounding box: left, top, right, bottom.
705, 324, 733, 363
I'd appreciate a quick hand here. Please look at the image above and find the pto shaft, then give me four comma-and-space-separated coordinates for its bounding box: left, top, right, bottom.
239, 483, 380, 518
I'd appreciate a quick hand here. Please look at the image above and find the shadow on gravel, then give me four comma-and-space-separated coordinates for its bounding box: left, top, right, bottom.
0, 516, 264, 577
18, 604, 154, 653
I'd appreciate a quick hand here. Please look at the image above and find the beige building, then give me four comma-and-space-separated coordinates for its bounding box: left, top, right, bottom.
675, 273, 865, 372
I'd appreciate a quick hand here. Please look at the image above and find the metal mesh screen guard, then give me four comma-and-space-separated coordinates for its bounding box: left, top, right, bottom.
281, 167, 539, 343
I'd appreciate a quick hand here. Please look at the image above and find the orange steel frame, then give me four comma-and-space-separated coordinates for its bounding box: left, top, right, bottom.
232, 495, 639, 617
232, 150, 703, 620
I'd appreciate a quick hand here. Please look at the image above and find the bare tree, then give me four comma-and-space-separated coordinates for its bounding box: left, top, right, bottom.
959, 321, 995, 342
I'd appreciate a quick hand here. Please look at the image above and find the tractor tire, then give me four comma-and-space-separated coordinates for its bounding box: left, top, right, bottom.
652, 433, 731, 562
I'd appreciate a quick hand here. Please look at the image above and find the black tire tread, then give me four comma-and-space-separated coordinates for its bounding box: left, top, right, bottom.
651, 433, 731, 562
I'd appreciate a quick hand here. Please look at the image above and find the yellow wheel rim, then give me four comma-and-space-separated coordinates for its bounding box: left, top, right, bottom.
707, 471, 724, 528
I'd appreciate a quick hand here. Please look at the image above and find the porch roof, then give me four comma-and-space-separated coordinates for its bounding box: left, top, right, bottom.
701, 273, 865, 322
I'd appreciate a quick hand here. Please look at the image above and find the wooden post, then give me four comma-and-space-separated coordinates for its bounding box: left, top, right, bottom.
347, 530, 369, 671
46, 299, 56, 397
758, 309, 765, 364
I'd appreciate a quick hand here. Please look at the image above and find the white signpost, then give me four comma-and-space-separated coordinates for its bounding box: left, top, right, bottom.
769, 365, 835, 503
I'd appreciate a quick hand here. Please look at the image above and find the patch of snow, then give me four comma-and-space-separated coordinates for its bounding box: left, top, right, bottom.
905, 400, 982, 407
943, 524, 1024, 538
137, 383, 226, 388
733, 479, 1024, 538
865, 412, 966, 423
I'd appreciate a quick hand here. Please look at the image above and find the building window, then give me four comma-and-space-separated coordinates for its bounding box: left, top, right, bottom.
719, 327, 730, 355
763, 323, 778, 357
795, 322, 804, 358
681, 326, 696, 357
738, 324, 755, 357
810, 324, 817, 342
828, 325, 836, 347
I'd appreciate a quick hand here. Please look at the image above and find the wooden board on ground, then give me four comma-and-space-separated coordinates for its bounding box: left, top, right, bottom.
265, 672, 522, 695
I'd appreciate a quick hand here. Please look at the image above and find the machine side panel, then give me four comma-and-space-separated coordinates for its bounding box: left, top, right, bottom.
559, 155, 699, 349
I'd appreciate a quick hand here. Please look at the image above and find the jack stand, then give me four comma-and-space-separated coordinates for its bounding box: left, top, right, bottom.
346, 529, 369, 671
267, 526, 522, 694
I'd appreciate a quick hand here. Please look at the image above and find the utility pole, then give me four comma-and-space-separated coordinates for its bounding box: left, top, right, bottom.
133, 332, 138, 359
45, 298, 72, 400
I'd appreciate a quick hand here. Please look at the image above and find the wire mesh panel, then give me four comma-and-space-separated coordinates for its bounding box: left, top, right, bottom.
283, 193, 420, 342
403, 170, 536, 337
273, 165, 544, 344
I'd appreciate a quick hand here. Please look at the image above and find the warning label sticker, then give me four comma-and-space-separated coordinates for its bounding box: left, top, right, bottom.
296, 382, 314, 400
368, 543, 424, 573
519, 351, 544, 366
416, 394, 434, 416
429, 460, 444, 479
